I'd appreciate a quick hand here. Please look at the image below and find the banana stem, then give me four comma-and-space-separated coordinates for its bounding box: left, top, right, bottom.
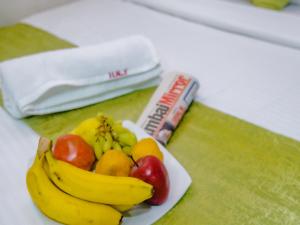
37, 137, 52, 159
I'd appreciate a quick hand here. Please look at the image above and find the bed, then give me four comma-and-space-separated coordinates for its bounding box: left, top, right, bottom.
1, 0, 300, 224
22, 0, 300, 140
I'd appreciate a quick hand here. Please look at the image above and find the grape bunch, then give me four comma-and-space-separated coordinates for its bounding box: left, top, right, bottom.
71, 114, 137, 159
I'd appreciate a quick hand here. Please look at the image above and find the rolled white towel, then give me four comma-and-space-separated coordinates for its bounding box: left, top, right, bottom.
0, 35, 162, 118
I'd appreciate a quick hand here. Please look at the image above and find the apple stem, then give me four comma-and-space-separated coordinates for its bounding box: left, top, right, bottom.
130, 156, 139, 168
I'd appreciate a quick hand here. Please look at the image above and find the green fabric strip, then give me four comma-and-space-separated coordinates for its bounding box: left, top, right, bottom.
251, 0, 289, 10
0, 23, 74, 62
1, 23, 300, 225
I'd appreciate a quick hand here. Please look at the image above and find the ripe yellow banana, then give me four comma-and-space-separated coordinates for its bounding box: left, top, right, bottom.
112, 204, 135, 212
44, 151, 153, 205
71, 116, 104, 158
26, 143, 122, 225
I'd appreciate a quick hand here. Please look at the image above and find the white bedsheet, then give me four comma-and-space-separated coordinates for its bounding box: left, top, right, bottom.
0, 108, 44, 224
129, 0, 300, 50
22, 0, 300, 141
0, 1, 300, 224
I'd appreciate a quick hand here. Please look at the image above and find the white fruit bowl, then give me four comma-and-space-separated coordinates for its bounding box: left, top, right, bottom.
122, 120, 192, 225
26, 120, 192, 225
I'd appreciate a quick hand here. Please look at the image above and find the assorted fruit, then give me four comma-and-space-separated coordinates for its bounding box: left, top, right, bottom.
26, 114, 170, 225
130, 155, 170, 205
95, 149, 133, 176
132, 137, 164, 162
70, 114, 137, 159
53, 134, 95, 170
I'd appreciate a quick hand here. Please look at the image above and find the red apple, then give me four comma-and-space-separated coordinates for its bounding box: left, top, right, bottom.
53, 134, 95, 170
130, 155, 170, 205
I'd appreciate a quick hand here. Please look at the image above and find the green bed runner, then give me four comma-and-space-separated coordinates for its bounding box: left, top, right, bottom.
1, 23, 300, 225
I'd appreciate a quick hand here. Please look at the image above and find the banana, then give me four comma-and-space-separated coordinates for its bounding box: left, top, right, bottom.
44, 151, 153, 205
71, 117, 99, 144
71, 117, 105, 157
112, 204, 135, 212
26, 138, 122, 225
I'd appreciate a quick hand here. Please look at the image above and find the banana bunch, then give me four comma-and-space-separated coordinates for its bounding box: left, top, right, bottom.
44, 149, 153, 205
71, 114, 137, 159
26, 137, 153, 225
26, 138, 122, 225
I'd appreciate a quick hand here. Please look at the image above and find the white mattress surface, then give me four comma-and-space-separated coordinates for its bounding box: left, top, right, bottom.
0, 108, 45, 224
0, 1, 300, 224
129, 0, 300, 50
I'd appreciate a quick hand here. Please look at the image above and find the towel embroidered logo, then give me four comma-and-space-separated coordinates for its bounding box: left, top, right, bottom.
108, 69, 128, 79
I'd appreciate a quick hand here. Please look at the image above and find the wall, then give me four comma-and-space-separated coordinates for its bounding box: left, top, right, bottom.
0, 0, 77, 26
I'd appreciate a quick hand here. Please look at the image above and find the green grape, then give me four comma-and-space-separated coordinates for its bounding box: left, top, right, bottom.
111, 130, 119, 140
112, 122, 129, 135
94, 136, 105, 159
112, 141, 122, 151
122, 146, 132, 156
103, 132, 113, 152
118, 132, 137, 147
94, 145, 103, 159
105, 115, 115, 127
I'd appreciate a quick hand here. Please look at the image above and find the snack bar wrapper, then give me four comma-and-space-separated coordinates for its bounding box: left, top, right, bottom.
137, 72, 199, 145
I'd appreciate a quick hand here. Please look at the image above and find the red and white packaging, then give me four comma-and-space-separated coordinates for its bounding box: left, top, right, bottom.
137, 72, 199, 145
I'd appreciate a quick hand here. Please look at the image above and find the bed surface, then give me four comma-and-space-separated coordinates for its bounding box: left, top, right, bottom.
1, 1, 300, 224
22, 0, 300, 141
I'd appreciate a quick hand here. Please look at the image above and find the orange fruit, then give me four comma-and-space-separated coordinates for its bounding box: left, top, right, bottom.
132, 138, 163, 162
95, 150, 133, 176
